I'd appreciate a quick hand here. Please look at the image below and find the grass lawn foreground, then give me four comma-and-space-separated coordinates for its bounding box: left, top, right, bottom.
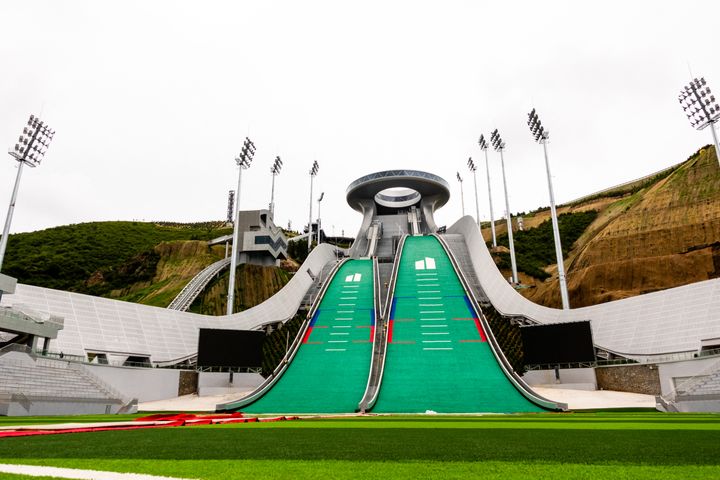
0, 412, 719, 479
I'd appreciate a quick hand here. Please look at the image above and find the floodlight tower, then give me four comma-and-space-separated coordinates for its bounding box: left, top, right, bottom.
528, 108, 569, 309
307, 161, 319, 250
317, 192, 324, 244
0, 115, 54, 273
456, 172, 465, 217
679, 77, 720, 164
226, 190, 235, 224
478, 134, 497, 248
227, 136, 256, 315
269, 156, 282, 219
490, 129, 518, 285
466, 158, 481, 228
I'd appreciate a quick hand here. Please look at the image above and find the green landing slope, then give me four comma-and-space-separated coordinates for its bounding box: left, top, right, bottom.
373, 235, 543, 413
243, 259, 375, 413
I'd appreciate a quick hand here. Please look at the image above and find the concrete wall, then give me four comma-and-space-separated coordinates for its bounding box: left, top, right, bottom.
523, 368, 597, 390
657, 356, 720, 396
197, 371, 264, 396
595, 364, 661, 395
84, 364, 181, 402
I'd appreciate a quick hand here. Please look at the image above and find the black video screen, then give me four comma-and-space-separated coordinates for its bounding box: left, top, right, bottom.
520, 321, 595, 366
197, 328, 265, 368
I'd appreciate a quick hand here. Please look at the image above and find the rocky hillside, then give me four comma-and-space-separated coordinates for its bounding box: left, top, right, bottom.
488, 145, 720, 308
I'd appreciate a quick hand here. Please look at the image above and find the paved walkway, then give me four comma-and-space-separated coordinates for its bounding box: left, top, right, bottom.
139, 393, 252, 412
532, 386, 656, 409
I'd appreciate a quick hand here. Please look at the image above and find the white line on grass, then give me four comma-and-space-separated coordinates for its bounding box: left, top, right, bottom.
0, 464, 196, 480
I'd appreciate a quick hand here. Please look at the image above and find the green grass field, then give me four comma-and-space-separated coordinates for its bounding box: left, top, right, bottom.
0, 413, 719, 479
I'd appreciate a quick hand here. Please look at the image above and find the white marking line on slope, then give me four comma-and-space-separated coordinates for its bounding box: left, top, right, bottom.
420, 310, 444, 314
338, 303, 355, 306
418, 297, 441, 300
332, 325, 351, 328
343, 285, 360, 288
419, 304, 443, 307
340, 297, 357, 300
0, 464, 195, 480
421, 325, 448, 328
328, 340, 349, 343
335, 317, 353, 320
337, 310, 355, 314
326, 348, 347, 352
331, 332, 349, 335
418, 290, 440, 294
420, 318, 446, 321
423, 347, 453, 351
422, 332, 449, 335
422, 340, 451, 343
416, 272, 437, 276
417, 278, 437, 282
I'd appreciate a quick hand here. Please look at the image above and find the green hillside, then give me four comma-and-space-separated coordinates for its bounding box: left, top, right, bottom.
2, 221, 231, 292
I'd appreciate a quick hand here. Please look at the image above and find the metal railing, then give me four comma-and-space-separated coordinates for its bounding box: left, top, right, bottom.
358, 234, 407, 413
167, 257, 232, 311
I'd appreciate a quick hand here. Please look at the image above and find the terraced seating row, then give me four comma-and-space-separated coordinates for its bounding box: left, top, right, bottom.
0, 357, 116, 400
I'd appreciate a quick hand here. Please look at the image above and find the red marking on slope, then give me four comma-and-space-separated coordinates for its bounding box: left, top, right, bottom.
388, 320, 394, 343
370, 325, 375, 342
302, 326, 313, 344
473, 318, 487, 342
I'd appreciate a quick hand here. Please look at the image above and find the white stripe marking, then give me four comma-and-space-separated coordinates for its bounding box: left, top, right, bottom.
424, 347, 453, 351
420, 310, 444, 314
422, 332, 449, 335
416, 272, 437, 276
418, 297, 441, 300
421, 325, 448, 328
326, 348, 347, 351
422, 340, 451, 343
328, 340, 348, 343
418, 290, 440, 293
332, 325, 351, 328
419, 304, 443, 307
0, 464, 189, 480
331, 332, 349, 335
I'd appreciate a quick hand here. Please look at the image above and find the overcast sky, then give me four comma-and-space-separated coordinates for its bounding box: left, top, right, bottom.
1, 1, 718, 239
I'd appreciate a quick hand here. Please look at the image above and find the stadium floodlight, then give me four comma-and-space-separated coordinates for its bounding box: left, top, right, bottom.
466, 158, 481, 229
0, 114, 55, 274
317, 192, 324, 245
678, 77, 720, 165
527, 108, 570, 309
227, 136, 256, 315
307, 160, 319, 250
456, 171, 465, 217
490, 129, 518, 285
478, 134, 497, 248
269, 156, 282, 219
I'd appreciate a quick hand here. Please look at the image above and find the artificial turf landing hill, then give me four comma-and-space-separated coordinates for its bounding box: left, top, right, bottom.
373, 236, 543, 413
242, 259, 375, 414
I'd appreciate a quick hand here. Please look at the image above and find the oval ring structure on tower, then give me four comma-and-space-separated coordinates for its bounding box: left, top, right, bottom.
346, 170, 451, 256
346, 169, 450, 213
